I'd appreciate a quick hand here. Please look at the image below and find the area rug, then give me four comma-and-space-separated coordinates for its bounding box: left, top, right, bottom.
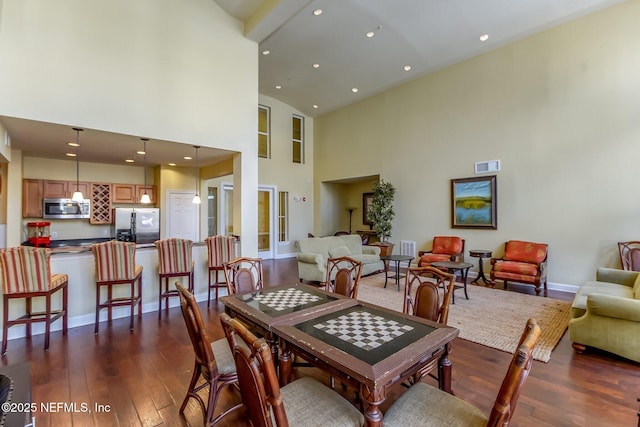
357, 273, 572, 362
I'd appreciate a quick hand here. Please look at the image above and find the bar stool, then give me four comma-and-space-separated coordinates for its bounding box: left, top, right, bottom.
205, 235, 237, 306
155, 238, 194, 318
92, 240, 143, 333
0, 247, 68, 354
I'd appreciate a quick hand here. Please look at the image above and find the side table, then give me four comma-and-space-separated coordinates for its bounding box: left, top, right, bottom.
431, 261, 473, 304
469, 250, 494, 287
380, 255, 414, 291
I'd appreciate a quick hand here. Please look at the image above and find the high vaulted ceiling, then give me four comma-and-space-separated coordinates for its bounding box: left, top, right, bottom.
216, 0, 626, 117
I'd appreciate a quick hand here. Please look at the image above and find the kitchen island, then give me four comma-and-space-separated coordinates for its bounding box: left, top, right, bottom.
2, 242, 211, 342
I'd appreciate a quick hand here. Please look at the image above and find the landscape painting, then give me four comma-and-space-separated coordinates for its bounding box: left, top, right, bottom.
451, 175, 497, 229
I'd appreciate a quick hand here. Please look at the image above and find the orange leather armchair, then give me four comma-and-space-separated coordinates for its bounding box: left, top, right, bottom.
418, 236, 465, 267
490, 240, 548, 296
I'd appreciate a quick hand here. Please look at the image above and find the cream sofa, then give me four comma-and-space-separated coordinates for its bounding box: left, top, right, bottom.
295, 234, 385, 283
569, 267, 640, 363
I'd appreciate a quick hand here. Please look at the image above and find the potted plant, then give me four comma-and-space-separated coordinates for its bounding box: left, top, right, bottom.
367, 179, 396, 256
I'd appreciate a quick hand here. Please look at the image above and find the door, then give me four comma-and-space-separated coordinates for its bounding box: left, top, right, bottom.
221, 184, 276, 259
167, 191, 198, 241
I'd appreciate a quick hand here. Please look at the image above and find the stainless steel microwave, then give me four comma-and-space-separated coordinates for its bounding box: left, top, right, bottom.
43, 198, 91, 219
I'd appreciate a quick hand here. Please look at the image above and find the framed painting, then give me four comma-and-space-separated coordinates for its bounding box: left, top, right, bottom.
451, 175, 497, 229
362, 192, 374, 226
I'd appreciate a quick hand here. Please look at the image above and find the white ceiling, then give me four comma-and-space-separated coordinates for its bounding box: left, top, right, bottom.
1, 0, 626, 167
220, 0, 626, 117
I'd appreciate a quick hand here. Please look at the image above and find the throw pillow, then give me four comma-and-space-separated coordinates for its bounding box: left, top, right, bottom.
329, 245, 351, 258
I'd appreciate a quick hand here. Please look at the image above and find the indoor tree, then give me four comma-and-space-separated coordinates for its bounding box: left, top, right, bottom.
367, 179, 396, 243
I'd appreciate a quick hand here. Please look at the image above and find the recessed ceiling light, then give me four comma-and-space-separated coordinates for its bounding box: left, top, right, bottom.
183, 156, 192, 160
125, 159, 135, 163
366, 31, 375, 38
275, 85, 282, 89
312, 105, 318, 109
313, 9, 323, 16
403, 65, 412, 71
313, 63, 320, 68
66, 153, 76, 157
67, 142, 79, 147
479, 34, 489, 41
262, 50, 270, 55
351, 88, 358, 93
136, 150, 145, 155
168, 163, 176, 167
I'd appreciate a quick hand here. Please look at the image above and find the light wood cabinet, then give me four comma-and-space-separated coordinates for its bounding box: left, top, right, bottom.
89, 183, 112, 224
22, 179, 44, 218
43, 180, 90, 199
135, 185, 156, 204
112, 184, 136, 203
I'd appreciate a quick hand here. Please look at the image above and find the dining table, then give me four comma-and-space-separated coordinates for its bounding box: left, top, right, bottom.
221, 283, 459, 427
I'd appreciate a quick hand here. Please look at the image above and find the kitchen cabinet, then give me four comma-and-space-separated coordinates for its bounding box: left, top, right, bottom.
112, 184, 136, 203
135, 185, 156, 204
22, 179, 44, 218
89, 182, 112, 224
43, 180, 90, 199
113, 184, 156, 204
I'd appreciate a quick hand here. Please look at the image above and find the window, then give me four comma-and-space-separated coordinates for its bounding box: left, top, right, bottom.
292, 114, 304, 164
258, 105, 270, 158
278, 191, 289, 243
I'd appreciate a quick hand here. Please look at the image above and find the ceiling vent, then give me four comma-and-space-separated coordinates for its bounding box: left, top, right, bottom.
475, 159, 500, 174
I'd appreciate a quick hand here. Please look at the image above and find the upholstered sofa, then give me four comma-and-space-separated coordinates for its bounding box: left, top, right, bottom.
569, 267, 640, 363
295, 234, 385, 283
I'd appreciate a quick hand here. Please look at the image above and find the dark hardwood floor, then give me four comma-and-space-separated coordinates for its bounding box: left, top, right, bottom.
2, 257, 639, 426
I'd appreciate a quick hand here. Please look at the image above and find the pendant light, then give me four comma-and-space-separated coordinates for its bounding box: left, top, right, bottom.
140, 138, 151, 204
71, 127, 84, 202
192, 145, 201, 204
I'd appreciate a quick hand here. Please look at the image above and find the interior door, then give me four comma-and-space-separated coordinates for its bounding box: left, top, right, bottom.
221, 184, 275, 259
167, 191, 198, 241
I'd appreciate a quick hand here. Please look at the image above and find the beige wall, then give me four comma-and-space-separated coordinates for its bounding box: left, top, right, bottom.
0, 0, 259, 254
314, 1, 640, 287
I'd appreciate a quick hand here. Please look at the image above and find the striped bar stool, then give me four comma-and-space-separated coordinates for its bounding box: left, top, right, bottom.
92, 240, 143, 333
0, 246, 68, 354
155, 238, 194, 318
205, 235, 237, 306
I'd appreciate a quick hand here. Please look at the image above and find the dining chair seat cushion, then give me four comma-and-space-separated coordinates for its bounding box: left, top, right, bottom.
384, 382, 487, 427
279, 376, 364, 426
210, 338, 236, 376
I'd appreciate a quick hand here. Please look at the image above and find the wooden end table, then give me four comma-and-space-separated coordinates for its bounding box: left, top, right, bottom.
430, 261, 473, 304
469, 250, 495, 287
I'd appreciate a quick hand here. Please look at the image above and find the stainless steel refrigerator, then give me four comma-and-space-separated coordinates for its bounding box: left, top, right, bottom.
113, 207, 160, 244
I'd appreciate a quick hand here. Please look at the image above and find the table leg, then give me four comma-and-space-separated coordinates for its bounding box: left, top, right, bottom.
278, 346, 293, 386
462, 267, 470, 300
383, 261, 390, 288
471, 256, 494, 286
360, 387, 384, 427
438, 343, 453, 394
395, 261, 401, 291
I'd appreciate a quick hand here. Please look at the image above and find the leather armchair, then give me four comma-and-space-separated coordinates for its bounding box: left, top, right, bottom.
490, 240, 548, 296
417, 236, 465, 267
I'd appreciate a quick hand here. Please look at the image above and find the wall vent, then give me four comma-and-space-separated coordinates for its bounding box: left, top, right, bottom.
400, 240, 416, 260
475, 159, 501, 174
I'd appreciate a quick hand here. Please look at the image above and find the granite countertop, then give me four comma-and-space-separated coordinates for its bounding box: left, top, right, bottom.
22, 238, 204, 254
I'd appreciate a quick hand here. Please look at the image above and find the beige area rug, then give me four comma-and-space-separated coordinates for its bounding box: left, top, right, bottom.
357, 273, 572, 362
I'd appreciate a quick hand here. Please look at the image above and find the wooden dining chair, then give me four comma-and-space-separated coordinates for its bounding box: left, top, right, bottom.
219, 313, 364, 427
324, 256, 363, 299
0, 247, 68, 354
176, 283, 242, 425
223, 257, 264, 295
403, 266, 455, 384
92, 240, 143, 333
618, 241, 640, 271
384, 318, 541, 427
155, 238, 194, 318
205, 235, 237, 306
